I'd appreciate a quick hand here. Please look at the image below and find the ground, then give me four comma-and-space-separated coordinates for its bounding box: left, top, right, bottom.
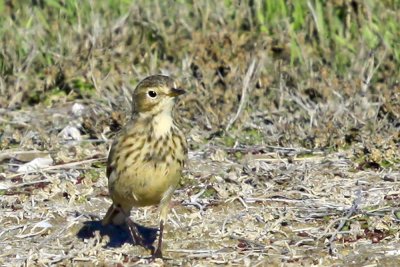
0, 1, 399, 266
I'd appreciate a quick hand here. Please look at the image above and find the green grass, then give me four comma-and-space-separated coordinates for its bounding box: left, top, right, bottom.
253, 0, 400, 71
1, 1, 399, 96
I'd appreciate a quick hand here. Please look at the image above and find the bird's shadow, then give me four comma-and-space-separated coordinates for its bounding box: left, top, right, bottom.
76, 220, 158, 248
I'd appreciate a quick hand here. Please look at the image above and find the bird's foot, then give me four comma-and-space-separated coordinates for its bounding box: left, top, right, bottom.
136, 225, 158, 246
125, 218, 159, 255
151, 248, 163, 260
125, 217, 145, 246
150, 219, 164, 260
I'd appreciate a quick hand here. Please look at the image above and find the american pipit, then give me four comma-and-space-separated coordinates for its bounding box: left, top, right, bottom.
102, 75, 187, 258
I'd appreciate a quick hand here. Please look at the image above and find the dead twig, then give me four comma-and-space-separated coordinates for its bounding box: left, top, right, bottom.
6, 178, 51, 189
5, 157, 107, 179
225, 59, 257, 132
327, 188, 362, 255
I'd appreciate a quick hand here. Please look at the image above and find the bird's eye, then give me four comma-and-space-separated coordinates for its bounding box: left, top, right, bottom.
148, 90, 157, 98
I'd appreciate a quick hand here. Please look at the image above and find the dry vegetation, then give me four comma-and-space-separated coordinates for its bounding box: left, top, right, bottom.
0, 0, 399, 266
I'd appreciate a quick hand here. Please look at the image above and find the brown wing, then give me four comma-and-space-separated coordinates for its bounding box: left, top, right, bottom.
106, 140, 117, 179
106, 118, 137, 179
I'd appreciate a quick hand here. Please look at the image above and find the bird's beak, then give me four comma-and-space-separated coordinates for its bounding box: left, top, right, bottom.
168, 88, 186, 97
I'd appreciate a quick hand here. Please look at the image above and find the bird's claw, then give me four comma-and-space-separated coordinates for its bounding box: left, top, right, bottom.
125, 218, 145, 245
151, 247, 163, 261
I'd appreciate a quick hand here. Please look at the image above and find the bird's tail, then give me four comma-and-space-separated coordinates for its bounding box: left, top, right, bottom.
102, 204, 129, 226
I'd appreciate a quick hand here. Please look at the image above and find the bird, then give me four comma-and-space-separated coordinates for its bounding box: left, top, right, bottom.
102, 75, 187, 259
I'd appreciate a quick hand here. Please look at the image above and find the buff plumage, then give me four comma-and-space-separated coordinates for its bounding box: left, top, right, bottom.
102, 75, 187, 259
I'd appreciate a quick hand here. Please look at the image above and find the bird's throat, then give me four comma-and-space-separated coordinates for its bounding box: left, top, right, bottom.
152, 111, 174, 138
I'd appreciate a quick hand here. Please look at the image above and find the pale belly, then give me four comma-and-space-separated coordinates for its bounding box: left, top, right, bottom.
110, 161, 181, 207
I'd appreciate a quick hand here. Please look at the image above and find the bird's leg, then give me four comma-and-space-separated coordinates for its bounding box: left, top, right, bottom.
109, 205, 147, 247
125, 217, 147, 246
152, 198, 170, 259
152, 219, 164, 259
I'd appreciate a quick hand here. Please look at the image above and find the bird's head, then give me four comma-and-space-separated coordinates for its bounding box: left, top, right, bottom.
132, 75, 185, 116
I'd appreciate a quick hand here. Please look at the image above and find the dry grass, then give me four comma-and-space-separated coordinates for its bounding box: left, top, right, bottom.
1, 1, 400, 266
